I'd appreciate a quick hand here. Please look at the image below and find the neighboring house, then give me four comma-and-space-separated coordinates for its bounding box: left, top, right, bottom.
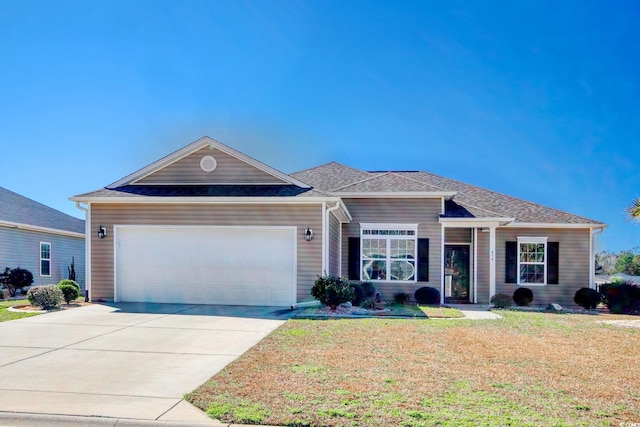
0, 186, 85, 289
70, 137, 606, 307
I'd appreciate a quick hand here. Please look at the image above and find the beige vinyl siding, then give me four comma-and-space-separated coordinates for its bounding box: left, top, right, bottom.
0, 227, 85, 288
341, 198, 443, 301
90, 203, 323, 302
445, 228, 472, 243
475, 230, 490, 303
328, 213, 341, 277
135, 147, 288, 185
495, 227, 591, 306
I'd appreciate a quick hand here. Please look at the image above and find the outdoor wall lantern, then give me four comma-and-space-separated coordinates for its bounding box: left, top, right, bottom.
304, 227, 314, 241
97, 225, 107, 239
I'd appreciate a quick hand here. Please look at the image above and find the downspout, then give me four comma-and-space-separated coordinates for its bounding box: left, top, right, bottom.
590, 227, 605, 290
75, 202, 90, 301
324, 202, 341, 275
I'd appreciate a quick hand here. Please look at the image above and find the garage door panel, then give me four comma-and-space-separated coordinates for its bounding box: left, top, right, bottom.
116, 227, 295, 306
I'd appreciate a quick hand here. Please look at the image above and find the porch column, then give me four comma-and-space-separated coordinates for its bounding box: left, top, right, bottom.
489, 225, 496, 299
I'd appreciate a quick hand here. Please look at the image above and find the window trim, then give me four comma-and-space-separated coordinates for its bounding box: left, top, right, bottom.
517, 236, 547, 286
360, 223, 418, 283
40, 242, 51, 277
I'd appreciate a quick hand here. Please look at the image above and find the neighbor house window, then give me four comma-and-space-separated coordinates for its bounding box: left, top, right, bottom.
517, 237, 547, 285
360, 224, 417, 281
40, 242, 51, 277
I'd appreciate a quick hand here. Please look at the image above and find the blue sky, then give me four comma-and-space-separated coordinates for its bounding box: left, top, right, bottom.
1, 0, 639, 252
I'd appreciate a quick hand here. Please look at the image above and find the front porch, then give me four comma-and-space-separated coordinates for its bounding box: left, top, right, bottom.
440, 218, 514, 304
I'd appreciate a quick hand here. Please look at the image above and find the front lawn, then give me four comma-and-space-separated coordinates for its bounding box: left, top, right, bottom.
187, 311, 640, 426
0, 299, 41, 322
419, 305, 465, 318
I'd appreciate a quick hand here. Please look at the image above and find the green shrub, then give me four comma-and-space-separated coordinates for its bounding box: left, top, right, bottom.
311, 276, 355, 309
573, 288, 602, 310
27, 285, 63, 310
361, 281, 376, 298
513, 287, 534, 306
393, 292, 411, 305
490, 293, 512, 308
1, 267, 34, 297
601, 281, 640, 314
58, 283, 80, 304
360, 297, 375, 309
414, 286, 440, 305
350, 283, 366, 306
57, 279, 80, 291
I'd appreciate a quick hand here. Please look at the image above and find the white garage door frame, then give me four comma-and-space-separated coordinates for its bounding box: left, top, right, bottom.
113, 225, 297, 306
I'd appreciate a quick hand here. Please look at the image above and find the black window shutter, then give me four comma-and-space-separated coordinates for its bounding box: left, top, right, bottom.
505, 241, 518, 283
547, 242, 559, 284
417, 238, 429, 282
348, 238, 360, 280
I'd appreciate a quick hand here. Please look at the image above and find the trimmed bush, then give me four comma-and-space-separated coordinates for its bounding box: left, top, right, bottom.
414, 286, 440, 305
57, 279, 80, 291
573, 288, 602, 310
350, 283, 366, 306
58, 283, 80, 304
311, 276, 355, 309
361, 282, 376, 298
393, 292, 411, 305
27, 285, 63, 310
490, 293, 512, 309
513, 287, 534, 306
601, 280, 640, 314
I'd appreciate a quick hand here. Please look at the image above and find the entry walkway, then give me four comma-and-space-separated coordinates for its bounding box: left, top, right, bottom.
446, 304, 502, 320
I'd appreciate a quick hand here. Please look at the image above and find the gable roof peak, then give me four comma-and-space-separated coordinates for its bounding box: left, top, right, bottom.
107, 136, 310, 189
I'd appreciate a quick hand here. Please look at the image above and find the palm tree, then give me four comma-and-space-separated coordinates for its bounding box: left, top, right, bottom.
627, 197, 640, 221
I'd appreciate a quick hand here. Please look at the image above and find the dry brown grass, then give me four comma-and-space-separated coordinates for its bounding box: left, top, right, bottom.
187, 311, 640, 426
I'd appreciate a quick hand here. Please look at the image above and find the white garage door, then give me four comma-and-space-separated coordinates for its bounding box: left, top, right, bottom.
115, 226, 296, 306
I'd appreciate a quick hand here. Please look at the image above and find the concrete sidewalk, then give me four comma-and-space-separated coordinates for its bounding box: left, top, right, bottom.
0, 303, 294, 424
446, 304, 502, 320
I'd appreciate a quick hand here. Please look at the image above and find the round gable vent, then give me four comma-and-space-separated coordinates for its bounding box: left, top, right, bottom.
200, 155, 217, 172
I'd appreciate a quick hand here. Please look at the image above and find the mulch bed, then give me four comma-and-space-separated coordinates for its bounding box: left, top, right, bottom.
8, 301, 92, 312
295, 303, 426, 319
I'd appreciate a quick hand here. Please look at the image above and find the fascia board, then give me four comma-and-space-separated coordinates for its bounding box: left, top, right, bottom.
68, 196, 341, 204
107, 136, 311, 189
0, 220, 85, 239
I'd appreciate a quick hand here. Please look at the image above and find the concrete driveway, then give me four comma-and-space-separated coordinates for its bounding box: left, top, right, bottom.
0, 303, 294, 424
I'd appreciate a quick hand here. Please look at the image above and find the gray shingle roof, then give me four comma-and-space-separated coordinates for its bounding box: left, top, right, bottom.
290, 162, 372, 192
0, 186, 85, 234
331, 172, 443, 193
74, 155, 603, 225
290, 163, 603, 225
